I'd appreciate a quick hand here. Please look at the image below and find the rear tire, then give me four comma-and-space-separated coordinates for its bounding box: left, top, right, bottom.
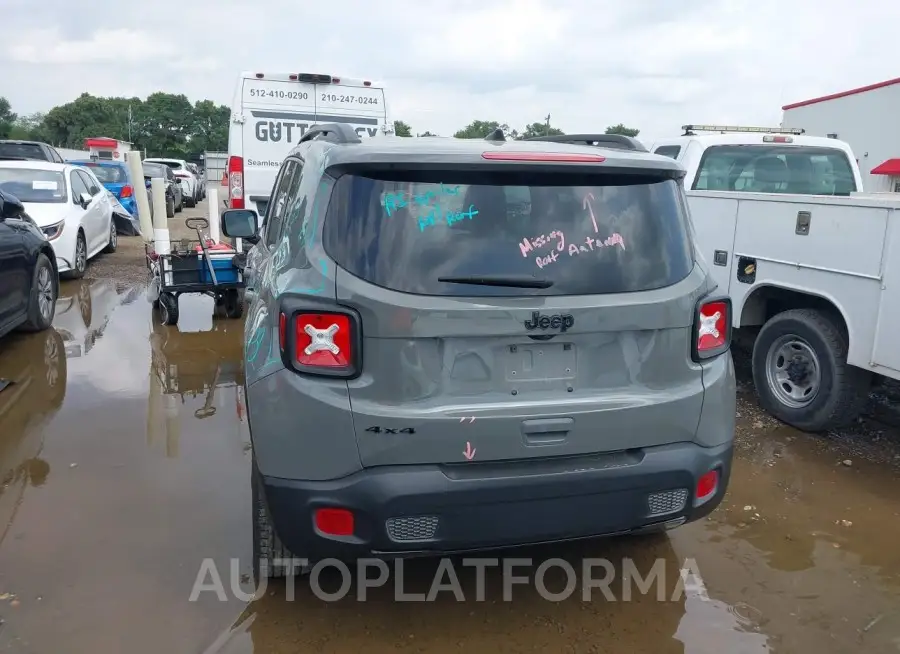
166, 197, 175, 218
752, 308, 871, 432
175, 197, 183, 213
20, 254, 56, 332
252, 458, 303, 583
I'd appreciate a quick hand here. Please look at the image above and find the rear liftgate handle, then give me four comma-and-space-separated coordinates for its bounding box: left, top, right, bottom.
521, 417, 573, 446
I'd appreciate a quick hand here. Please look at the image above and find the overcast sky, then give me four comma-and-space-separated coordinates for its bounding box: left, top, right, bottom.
2, 0, 898, 143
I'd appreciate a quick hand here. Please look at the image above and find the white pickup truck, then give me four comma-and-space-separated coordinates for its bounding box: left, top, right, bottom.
536, 127, 900, 432
646, 125, 900, 432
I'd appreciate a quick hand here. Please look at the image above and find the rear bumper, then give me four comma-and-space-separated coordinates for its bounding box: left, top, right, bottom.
261, 440, 732, 561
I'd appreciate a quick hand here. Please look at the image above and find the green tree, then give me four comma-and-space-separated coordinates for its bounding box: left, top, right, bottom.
419, 130, 437, 137
135, 92, 195, 156
41, 93, 133, 148
0, 97, 17, 139
518, 122, 565, 140
454, 120, 517, 139
7, 112, 45, 140
393, 120, 412, 137
189, 100, 230, 156
17, 92, 231, 158
605, 123, 640, 137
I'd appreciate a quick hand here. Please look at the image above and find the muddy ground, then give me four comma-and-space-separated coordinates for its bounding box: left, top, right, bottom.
0, 200, 898, 653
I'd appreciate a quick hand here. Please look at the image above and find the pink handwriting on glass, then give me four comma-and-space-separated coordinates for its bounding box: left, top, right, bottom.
567, 232, 625, 255
518, 230, 565, 267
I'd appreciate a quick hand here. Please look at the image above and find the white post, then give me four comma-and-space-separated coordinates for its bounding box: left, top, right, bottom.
125, 151, 153, 242
208, 188, 220, 243
150, 178, 170, 256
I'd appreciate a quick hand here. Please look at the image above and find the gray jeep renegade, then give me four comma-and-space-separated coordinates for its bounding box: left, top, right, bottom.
220, 125, 736, 579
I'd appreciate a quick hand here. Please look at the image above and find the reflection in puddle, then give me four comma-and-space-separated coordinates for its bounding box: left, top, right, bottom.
55, 279, 136, 359
147, 313, 246, 458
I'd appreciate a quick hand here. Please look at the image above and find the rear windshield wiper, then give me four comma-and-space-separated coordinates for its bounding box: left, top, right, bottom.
438, 275, 554, 289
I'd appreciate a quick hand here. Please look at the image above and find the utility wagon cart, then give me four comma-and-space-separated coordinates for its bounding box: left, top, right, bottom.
146, 217, 246, 325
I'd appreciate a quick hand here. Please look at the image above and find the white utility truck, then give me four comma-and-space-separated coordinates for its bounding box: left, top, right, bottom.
643, 124, 900, 432
225, 72, 389, 219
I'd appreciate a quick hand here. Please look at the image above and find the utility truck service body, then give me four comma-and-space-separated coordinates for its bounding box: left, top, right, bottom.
226, 72, 388, 220
644, 125, 900, 432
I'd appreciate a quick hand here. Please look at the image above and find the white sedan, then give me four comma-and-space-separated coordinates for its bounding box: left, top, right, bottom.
0, 161, 117, 278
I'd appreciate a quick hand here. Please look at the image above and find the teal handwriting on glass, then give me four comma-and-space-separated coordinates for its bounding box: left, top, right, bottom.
417, 204, 479, 231
381, 183, 462, 217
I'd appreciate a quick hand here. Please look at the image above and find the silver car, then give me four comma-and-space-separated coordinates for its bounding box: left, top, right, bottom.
219, 124, 736, 581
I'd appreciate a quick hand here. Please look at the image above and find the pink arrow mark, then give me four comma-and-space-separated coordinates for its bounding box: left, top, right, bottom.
463, 441, 476, 461
582, 192, 598, 234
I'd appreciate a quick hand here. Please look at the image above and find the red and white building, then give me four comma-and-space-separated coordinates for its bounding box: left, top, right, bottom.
83, 137, 133, 162
781, 77, 900, 193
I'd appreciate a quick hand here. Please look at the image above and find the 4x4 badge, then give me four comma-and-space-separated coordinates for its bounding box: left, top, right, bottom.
524, 311, 574, 332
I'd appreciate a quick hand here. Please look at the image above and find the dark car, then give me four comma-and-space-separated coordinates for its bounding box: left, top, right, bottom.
142, 162, 182, 217
0, 140, 65, 164
220, 124, 736, 581
0, 189, 59, 340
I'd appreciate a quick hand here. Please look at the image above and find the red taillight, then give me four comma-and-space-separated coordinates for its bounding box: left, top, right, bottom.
363, 80, 372, 87
227, 155, 244, 209
763, 135, 793, 143
692, 297, 731, 361
279, 303, 361, 378
696, 470, 718, 501
289, 74, 298, 81
294, 313, 352, 368
314, 508, 354, 536
120, 184, 133, 198
174, 171, 190, 179
331, 77, 341, 84
481, 151, 606, 163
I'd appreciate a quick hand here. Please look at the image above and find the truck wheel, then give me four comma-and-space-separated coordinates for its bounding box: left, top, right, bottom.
252, 458, 304, 583
157, 292, 179, 325
752, 308, 870, 432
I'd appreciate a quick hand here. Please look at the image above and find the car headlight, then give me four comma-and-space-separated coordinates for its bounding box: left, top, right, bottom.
42, 220, 65, 241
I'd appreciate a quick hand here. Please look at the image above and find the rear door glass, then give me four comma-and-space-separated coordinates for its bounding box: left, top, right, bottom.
692, 145, 857, 195
323, 170, 694, 297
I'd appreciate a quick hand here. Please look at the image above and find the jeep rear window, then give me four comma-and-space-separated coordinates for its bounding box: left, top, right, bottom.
323, 169, 694, 297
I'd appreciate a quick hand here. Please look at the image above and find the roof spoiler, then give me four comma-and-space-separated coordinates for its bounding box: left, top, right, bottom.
299, 123, 362, 145
524, 133, 648, 152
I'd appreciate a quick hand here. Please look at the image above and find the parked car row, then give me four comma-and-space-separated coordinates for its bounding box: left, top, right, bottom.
0, 160, 119, 341
144, 158, 206, 208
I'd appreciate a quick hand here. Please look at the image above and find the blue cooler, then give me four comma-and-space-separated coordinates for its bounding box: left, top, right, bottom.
199, 253, 239, 284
